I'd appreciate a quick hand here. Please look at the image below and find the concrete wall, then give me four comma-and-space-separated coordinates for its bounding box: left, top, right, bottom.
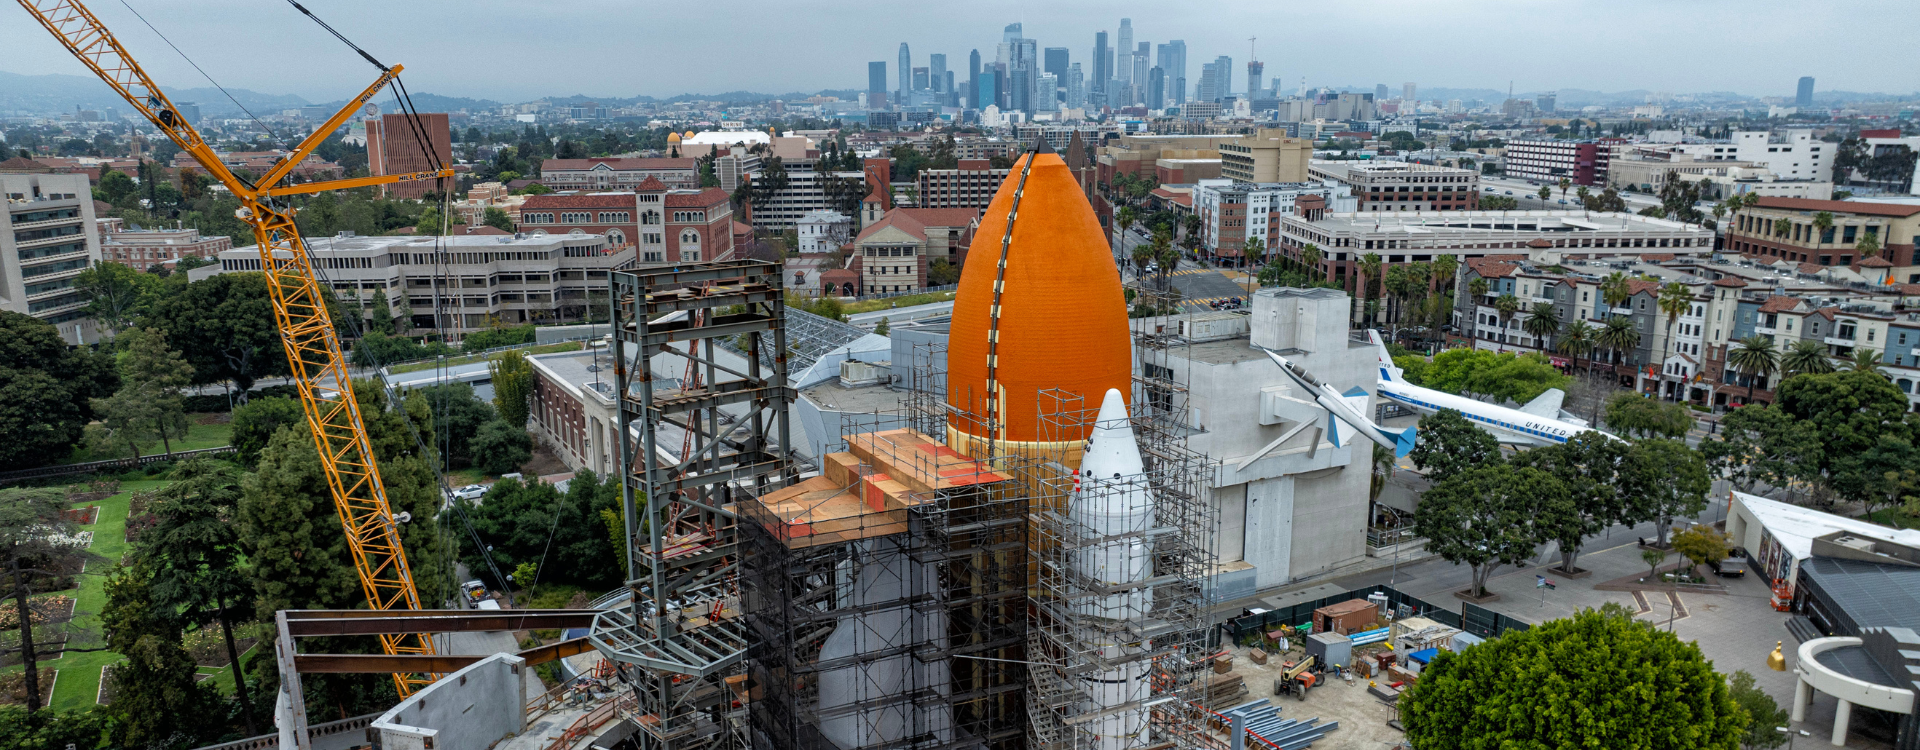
370, 653, 528, 750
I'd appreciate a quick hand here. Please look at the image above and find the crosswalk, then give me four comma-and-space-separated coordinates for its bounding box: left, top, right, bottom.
1162, 268, 1220, 277
1177, 295, 1249, 312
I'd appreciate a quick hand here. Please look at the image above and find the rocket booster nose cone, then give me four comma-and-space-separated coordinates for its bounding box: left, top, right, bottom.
1081, 389, 1144, 480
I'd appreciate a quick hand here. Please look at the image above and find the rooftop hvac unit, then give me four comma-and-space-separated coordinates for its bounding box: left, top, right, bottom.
838, 359, 890, 388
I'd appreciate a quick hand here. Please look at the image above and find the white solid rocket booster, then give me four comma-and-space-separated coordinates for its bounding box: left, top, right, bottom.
1068, 388, 1154, 749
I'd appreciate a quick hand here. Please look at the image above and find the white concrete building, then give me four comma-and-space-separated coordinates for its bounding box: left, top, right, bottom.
2, 172, 101, 343
795, 210, 853, 254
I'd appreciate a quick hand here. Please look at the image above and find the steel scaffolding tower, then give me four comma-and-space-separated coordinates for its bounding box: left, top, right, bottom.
591, 260, 796, 750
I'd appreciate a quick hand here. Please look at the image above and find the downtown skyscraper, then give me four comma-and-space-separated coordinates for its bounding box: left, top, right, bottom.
898, 43, 911, 104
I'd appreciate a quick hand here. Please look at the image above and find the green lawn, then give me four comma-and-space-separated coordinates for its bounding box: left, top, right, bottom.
1867, 508, 1920, 530
7, 480, 166, 710
385, 341, 583, 374
60, 420, 233, 465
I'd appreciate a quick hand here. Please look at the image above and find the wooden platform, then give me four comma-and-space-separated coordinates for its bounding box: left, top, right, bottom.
843, 429, 1012, 497
747, 475, 907, 549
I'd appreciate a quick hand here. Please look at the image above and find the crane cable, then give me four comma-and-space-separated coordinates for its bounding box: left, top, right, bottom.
114, 0, 281, 145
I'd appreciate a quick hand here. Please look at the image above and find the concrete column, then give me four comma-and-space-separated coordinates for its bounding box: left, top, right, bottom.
1792, 676, 1811, 723
1832, 698, 1851, 747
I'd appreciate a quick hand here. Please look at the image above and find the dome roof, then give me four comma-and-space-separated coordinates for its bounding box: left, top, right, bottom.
667, 132, 681, 142
947, 151, 1130, 446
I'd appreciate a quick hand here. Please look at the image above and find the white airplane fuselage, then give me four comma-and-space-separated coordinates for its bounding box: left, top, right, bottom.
1375, 378, 1591, 447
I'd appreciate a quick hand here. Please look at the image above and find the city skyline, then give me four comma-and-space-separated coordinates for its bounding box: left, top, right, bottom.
0, 0, 1908, 103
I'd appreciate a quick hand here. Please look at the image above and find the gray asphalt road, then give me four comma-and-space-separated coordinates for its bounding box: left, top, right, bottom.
1163, 268, 1251, 311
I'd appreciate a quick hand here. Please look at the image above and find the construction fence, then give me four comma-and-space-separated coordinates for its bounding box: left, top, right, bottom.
1221, 585, 1530, 646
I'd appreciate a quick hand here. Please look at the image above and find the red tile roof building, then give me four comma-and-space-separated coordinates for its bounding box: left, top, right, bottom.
539, 157, 699, 191
1726, 197, 1920, 273
517, 185, 735, 264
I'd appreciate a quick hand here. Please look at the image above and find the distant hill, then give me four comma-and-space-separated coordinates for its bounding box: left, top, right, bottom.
0, 70, 310, 118
310, 92, 504, 115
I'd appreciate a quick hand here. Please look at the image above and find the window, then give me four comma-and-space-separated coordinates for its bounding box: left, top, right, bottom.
524, 212, 554, 224
597, 211, 630, 223
641, 211, 660, 225
561, 212, 590, 224
680, 230, 700, 246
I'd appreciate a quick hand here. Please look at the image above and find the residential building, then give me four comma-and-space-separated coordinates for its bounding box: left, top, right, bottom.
849, 207, 978, 294
538, 157, 698, 191
915, 160, 1008, 210
1307, 160, 1479, 212
193, 231, 625, 334
364, 113, 450, 199
796, 210, 853, 254
517, 184, 735, 264
1220, 129, 1312, 183
1726, 197, 1920, 272
169, 150, 344, 183
100, 225, 231, 270
1503, 138, 1623, 186
1192, 179, 1356, 261
2, 171, 100, 343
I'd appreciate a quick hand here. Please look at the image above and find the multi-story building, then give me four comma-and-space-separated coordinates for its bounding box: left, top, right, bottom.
1307, 160, 1479, 212
365, 113, 451, 199
100, 226, 232, 270
914, 159, 1008, 209
169, 150, 344, 183
747, 168, 869, 230
849, 207, 977, 294
1503, 138, 1623, 186
795, 210, 852, 254
1192, 179, 1356, 261
517, 184, 736, 264
1646, 131, 1834, 183
1219, 129, 1312, 183
192, 231, 624, 334
537, 157, 698, 191
1280, 209, 1714, 305
2, 171, 100, 343
1725, 197, 1920, 273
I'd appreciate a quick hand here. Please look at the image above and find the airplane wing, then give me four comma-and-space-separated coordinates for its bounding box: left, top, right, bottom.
1516, 389, 1566, 419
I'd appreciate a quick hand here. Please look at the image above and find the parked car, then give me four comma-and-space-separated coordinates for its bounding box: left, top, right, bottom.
452, 484, 487, 502
1710, 548, 1749, 578
461, 580, 490, 608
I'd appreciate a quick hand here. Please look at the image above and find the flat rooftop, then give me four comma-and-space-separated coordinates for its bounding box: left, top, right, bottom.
1801, 555, 1920, 630
1305, 210, 1711, 235
801, 382, 912, 414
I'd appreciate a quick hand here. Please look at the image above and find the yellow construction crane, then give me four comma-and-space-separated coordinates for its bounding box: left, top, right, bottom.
15, 0, 453, 694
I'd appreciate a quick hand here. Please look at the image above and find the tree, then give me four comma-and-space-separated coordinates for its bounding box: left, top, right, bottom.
1780, 370, 1914, 508
1728, 336, 1780, 404
74, 261, 158, 334
1671, 525, 1731, 573
144, 273, 288, 392
1415, 348, 1569, 405
458, 473, 624, 590
1301, 244, 1323, 280
873, 317, 891, 336
1594, 315, 1640, 374
1491, 294, 1521, 352
417, 383, 497, 469
137, 459, 259, 735
483, 207, 514, 233
1846, 347, 1885, 375
1558, 319, 1596, 374
1621, 439, 1711, 547
1399, 606, 1746, 750
1, 488, 101, 715
0, 312, 116, 471
1781, 339, 1835, 378
1643, 547, 1669, 579
366, 289, 396, 336
1510, 432, 1628, 573
100, 561, 220, 749
229, 396, 302, 467
1522, 302, 1559, 352
114, 327, 195, 456
1464, 277, 1489, 347
490, 349, 534, 429
1409, 409, 1501, 484
1698, 403, 1823, 496
1604, 391, 1695, 439
1811, 211, 1834, 245
1655, 282, 1692, 396
470, 419, 531, 475
1727, 669, 1790, 750
1412, 465, 1566, 598
0, 704, 113, 750
1537, 185, 1552, 202
1359, 253, 1384, 325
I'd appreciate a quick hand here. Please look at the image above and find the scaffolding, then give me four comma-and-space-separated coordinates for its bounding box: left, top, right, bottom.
740, 343, 1032, 750
1022, 276, 1221, 750
592, 260, 796, 750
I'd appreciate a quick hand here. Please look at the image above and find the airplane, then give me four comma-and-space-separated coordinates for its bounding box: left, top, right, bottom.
1365, 330, 1623, 446
1256, 348, 1418, 463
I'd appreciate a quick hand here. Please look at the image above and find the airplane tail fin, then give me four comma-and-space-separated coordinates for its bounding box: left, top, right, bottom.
1367, 329, 1403, 383
1384, 425, 1417, 458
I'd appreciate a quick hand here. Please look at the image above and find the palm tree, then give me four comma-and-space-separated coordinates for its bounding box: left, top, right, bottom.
1727, 335, 1781, 405
1848, 347, 1886, 374
1116, 205, 1138, 263
1151, 230, 1178, 288
1599, 272, 1631, 318
1781, 339, 1835, 378
1656, 282, 1692, 399
1597, 316, 1641, 377
1301, 243, 1323, 282
1432, 254, 1458, 296
1812, 211, 1834, 246
1772, 217, 1793, 238
1359, 252, 1384, 326
1131, 244, 1154, 280
1493, 294, 1522, 353
1856, 232, 1882, 260
1466, 277, 1490, 348
1558, 177, 1572, 201
1384, 265, 1412, 334
1243, 236, 1266, 272
1559, 319, 1596, 375
1575, 185, 1591, 209
1537, 185, 1553, 202
1523, 302, 1559, 353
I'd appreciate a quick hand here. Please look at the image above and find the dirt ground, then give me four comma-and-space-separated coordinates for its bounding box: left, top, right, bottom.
1215, 643, 1408, 750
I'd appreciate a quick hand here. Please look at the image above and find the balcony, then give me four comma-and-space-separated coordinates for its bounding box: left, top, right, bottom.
7, 216, 84, 232
14, 232, 86, 250
1610, 306, 1633, 316
1753, 326, 1776, 336
1824, 336, 1856, 348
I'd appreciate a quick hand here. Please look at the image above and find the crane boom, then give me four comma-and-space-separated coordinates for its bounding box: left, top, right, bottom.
15, 0, 454, 695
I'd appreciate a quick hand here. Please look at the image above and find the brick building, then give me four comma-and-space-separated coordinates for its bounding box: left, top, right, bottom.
517, 180, 736, 264
1502, 138, 1624, 186
365, 113, 451, 199
849, 207, 977, 294
539, 157, 699, 191
100, 226, 232, 270
914, 159, 1007, 209
1725, 197, 1920, 275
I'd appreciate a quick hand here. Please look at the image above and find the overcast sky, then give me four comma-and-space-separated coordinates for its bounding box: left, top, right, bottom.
4, 0, 1912, 103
